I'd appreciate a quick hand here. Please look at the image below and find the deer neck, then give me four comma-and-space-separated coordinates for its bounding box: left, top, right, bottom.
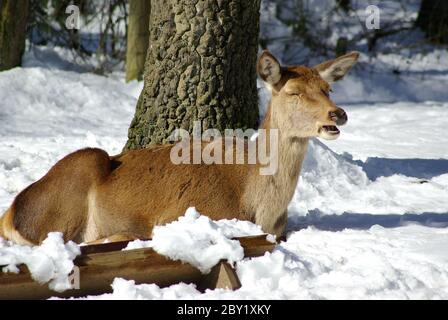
245, 104, 309, 221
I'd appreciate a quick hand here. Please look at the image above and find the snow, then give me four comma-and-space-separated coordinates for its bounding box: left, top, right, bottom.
323, 102, 448, 160
124, 207, 267, 274
85, 225, 448, 300
0, 232, 80, 292
81, 278, 201, 300
288, 139, 448, 217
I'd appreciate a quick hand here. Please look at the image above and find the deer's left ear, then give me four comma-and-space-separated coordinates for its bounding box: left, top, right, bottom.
257, 50, 282, 86
314, 51, 360, 83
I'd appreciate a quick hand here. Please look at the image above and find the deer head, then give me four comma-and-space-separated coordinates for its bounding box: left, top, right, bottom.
257, 50, 359, 140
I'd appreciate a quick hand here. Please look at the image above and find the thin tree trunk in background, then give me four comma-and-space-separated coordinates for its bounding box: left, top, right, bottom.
416, 0, 448, 44
126, 0, 150, 82
0, 0, 29, 71
124, 0, 260, 150
336, 0, 350, 12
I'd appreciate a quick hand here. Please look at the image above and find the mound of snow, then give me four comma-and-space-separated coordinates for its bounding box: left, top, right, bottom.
234, 224, 448, 299
0, 232, 80, 292
110, 278, 200, 300
288, 139, 448, 217
124, 207, 272, 274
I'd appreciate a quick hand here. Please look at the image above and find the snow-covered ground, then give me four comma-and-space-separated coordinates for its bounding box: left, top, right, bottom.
90, 224, 448, 300
1, 39, 448, 299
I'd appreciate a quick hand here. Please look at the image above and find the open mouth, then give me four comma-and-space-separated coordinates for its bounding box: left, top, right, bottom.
321, 125, 340, 135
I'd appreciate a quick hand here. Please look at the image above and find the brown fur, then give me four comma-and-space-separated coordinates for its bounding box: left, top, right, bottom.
0, 51, 359, 244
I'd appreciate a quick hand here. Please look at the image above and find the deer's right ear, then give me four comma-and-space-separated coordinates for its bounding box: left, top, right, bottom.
257, 50, 282, 86
314, 51, 359, 83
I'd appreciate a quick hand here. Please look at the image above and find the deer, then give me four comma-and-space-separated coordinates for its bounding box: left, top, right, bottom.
0, 51, 359, 246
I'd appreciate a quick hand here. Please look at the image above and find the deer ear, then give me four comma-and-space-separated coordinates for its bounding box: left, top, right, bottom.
257, 50, 282, 86
314, 51, 360, 83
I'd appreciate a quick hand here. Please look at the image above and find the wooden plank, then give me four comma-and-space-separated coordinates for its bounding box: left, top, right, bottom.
0, 235, 275, 300
199, 261, 242, 291
79, 240, 137, 255
78, 234, 275, 256
239, 235, 276, 257
0, 248, 204, 300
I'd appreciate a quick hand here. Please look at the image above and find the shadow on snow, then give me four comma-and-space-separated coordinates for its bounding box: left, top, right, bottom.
288, 211, 448, 232
353, 157, 448, 181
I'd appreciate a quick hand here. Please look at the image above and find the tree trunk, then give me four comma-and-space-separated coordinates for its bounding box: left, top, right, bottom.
126, 0, 151, 82
0, 0, 29, 71
416, 0, 448, 44
124, 0, 260, 150
336, 0, 350, 12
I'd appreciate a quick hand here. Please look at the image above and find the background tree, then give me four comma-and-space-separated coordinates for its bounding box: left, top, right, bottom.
27, 0, 128, 74
126, 0, 150, 82
0, 0, 29, 71
335, 0, 350, 12
124, 0, 261, 150
416, 0, 448, 44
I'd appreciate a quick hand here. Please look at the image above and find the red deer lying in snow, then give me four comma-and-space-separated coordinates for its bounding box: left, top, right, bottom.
0, 51, 359, 245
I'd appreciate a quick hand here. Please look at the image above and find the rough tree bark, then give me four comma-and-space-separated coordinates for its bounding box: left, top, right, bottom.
124, 0, 260, 150
0, 0, 29, 71
125, 0, 151, 82
416, 0, 448, 44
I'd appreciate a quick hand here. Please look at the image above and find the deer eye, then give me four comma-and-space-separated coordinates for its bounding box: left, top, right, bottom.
321, 89, 330, 97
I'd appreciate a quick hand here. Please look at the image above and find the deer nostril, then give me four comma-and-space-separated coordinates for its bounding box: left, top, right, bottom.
329, 110, 348, 125
329, 111, 338, 122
